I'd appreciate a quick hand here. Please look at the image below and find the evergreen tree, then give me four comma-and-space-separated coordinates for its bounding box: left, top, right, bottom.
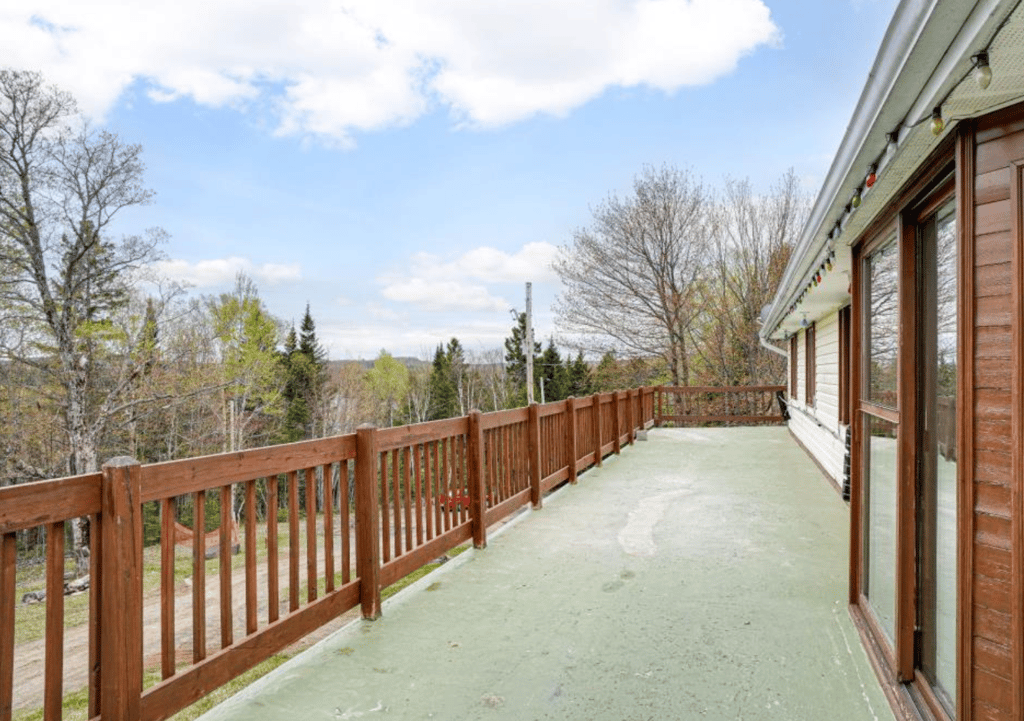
428, 342, 459, 420
279, 326, 308, 443
537, 339, 568, 402
279, 304, 328, 441
594, 351, 621, 392
566, 351, 593, 397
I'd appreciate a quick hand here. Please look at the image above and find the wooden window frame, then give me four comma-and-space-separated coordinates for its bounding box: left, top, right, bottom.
849, 148, 960, 721
805, 322, 816, 407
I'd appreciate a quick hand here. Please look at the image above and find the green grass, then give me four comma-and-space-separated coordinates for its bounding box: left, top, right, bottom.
14, 592, 91, 645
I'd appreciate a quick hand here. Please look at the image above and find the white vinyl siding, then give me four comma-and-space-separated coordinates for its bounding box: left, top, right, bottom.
788, 309, 846, 484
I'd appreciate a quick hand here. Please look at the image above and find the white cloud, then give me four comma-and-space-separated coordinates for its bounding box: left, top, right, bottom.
407, 242, 558, 283
379, 242, 557, 312
152, 256, 301, 287
382, 279, 507, 312
2, 0, 779, 141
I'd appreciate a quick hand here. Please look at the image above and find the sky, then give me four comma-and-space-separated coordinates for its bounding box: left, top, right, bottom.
1, 0, 899, 360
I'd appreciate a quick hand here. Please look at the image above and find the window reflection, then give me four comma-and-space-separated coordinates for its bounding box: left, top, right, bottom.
865, 237, 898, 407
920, 199, 957, 712
863, 414, 898, 642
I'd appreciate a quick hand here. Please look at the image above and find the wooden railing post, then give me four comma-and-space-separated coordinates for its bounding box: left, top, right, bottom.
355, 424, 381, 620
100, 456, 143, 721
593, 393, 603, 467
467, 410, 487, 548
655, 386, 662, 427
612, 391, 622, 455
626, 388, 635, 445
565, 397, 578, 484
528, 403, 542, 509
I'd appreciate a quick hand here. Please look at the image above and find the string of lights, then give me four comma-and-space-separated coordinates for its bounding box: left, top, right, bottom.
779, 8, 1014, 336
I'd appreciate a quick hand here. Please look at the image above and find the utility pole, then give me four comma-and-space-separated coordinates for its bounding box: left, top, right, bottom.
525, 282, 535, 404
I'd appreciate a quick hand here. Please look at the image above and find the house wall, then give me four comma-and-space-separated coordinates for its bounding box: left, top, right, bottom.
788, 309, 847, 484
963, 110, 1023, 721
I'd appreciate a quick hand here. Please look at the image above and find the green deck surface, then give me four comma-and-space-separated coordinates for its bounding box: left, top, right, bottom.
200, 426, 893, 721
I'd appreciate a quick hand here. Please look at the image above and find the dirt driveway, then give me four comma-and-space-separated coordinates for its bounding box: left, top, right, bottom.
14, 522, 362, 713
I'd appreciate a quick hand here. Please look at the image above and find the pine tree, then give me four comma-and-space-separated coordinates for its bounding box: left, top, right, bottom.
538, 339, 568, 402
566, 351, 593, 397
280, 304, 328, 441
594, 351, 621, 392
428, 343, 459, 420
280, 326, 308, 443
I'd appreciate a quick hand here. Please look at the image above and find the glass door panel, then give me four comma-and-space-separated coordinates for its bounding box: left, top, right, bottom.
864, 413, 898, 642
918, 198, 957, 713
861, 233, 899, 644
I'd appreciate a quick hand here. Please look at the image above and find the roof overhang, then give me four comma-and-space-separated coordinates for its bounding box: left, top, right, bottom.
761, 0, 1024, 340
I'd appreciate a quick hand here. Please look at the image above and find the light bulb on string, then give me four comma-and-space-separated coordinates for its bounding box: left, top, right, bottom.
851, 187, 862, 209
865, 164, 877, 188
931, 107, 944, 136
972, 51, 992, 90
885, 128, 899, 157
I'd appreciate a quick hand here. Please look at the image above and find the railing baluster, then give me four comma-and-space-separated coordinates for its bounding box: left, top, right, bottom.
459, 435, 469, 525
267, 476, 279, 623
161, 497, 176, 678
88, 512, 101, 718
306, 467, 317, 603
413, 445, 424, 547
428, 441, 438, 536
340, 460, 351, 585
440, 438, 450, 532
245, 480, 257, 635
403, 446, 413, 553
0, 532, 15, 721
423, 444, 434, 542
44, 521, 64, 719
288, 470, 299, 612
392, 448, 402, 558
219, 484, 233, 648
489, 429, 499, 503
193, 489, 206, 663
324, 464, 335, 594
380, 452, 391, 564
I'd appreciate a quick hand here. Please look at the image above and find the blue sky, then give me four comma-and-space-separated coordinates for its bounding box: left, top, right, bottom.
2, 0, 898, 360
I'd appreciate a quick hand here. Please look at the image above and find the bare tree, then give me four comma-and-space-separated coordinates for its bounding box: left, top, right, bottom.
0, 70, 169, 566
698, 170, 806, 385
554, 165, 713, 386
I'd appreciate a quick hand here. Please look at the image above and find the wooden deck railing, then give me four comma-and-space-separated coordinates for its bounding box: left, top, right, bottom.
0, 383, 784, 720
654, 385, 788, 426
0, 387, 658, 721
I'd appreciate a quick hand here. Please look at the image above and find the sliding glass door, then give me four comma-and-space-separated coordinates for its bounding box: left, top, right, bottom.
855, 189, 958, 720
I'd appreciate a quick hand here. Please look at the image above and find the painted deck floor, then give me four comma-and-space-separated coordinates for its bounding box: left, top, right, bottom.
200, 426, 893, 721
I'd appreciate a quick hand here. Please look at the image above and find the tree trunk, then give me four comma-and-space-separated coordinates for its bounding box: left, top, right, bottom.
67, 374, 99, 575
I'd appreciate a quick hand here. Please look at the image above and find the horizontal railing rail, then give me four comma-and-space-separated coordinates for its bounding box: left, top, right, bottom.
0, 386, 659, 721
